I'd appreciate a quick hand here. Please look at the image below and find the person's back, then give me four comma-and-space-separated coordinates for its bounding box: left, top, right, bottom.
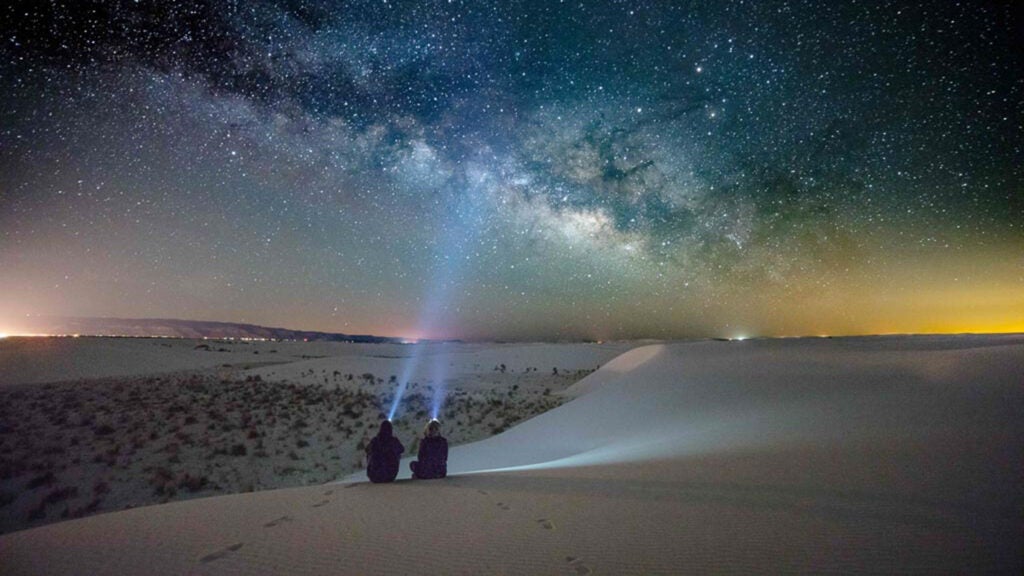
411, 420, 448, 480
366, 421, 404, 483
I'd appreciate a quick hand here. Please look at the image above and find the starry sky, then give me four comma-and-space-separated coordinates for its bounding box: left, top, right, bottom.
1, 0, 1021, 340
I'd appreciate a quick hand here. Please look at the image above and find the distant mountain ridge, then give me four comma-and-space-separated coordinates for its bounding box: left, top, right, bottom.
8, 316, 408, 343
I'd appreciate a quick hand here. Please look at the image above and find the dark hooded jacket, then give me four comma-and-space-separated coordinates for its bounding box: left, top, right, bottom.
366, 421, 404, 483
411, 435, 448, 479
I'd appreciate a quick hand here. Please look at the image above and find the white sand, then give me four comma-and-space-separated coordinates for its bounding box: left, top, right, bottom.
0, 339, 637, 534
1, 335, 1021, 574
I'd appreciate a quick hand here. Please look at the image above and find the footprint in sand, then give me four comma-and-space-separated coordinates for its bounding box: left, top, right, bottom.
200, 542, 244, 564
496, 502, 510, 511
263, 515, 293, 528
565, 556, 592, 575
536, 518, 555, 530
312, 499, 330, 508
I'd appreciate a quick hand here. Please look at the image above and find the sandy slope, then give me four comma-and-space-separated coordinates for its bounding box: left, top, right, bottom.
2, 335, 1021, 574
0, 340, 636, 534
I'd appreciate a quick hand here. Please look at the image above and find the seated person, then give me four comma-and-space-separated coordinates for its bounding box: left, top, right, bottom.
366, 420, 404, 483
410, 419, 448, 479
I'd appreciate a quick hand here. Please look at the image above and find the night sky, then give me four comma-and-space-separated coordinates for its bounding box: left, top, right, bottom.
1, 1, 1021, 340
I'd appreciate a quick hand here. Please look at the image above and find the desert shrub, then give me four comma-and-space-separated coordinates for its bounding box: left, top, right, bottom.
27, 500, 47, 521
42, 445, 67, 456
72, 497, 102, 517
93, 424, 115, 436
296, 438, 309, 448
26, 471, 56, 489
44, 486, 78, 504
93, 480, 110, 495
149, 467, 173, 484
178, 474, 208, 492
230, 443, 247, 456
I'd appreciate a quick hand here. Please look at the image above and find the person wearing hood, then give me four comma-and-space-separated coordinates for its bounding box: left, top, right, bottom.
366, 420, 404, 483
410, 419, 448, 480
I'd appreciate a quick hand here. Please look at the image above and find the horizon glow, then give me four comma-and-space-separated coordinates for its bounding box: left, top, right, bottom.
0, 2, 1020, 341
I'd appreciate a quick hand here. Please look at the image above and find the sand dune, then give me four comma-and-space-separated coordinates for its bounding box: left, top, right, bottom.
2, 335, 1021, 574
0, 339, 636, 534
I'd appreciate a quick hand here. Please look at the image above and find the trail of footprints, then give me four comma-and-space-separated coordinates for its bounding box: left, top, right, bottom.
484, 490, 592, 574
200, 489, 336, 565
566, 556, 593, 575
263, 515, 293, 528
200, 486, 593, 573
199, 542, 244, 564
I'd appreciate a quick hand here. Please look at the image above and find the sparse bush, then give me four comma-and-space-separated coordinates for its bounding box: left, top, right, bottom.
27, 500, 47, 521
178, 474, 208, 493
72, 497, 102, 517
42, 445, 67, 456
93, 480, 110, 496
44, 486, 78, 504
26, 471, 56, 489
93, 424, 115, 436
230, 443, 247, 456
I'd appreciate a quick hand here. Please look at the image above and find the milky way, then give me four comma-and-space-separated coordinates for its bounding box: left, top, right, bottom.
1, 1, 1021, 339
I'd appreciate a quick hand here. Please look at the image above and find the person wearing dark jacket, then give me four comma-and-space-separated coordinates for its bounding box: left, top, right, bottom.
410, 419, 448, 479
366, 420, 404, 483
